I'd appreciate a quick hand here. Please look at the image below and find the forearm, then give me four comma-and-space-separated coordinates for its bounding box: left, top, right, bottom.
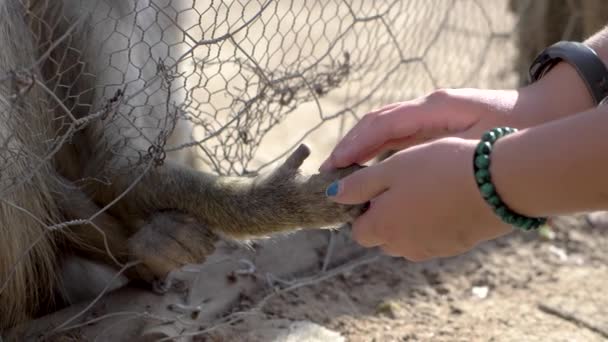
490, 102, 608, 217
510, 26, 608, 127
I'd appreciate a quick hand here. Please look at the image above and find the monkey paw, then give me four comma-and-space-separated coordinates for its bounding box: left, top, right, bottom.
303, 162, 369, 223
128, 211, 218, 284
269, 144, 369, 228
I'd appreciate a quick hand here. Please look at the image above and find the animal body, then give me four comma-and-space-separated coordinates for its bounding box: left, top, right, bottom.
509, 0, 608, 84
0, 0, 365, 330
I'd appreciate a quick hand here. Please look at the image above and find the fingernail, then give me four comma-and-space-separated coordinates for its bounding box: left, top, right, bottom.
325, 181, 340, 197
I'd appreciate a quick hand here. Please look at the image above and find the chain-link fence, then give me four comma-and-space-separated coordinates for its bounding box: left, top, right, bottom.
1, 0, 608, 340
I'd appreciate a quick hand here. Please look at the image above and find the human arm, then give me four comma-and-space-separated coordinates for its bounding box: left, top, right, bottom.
490, 101, 608, 217
319, 26, 608, 172
324, 101, 608, 261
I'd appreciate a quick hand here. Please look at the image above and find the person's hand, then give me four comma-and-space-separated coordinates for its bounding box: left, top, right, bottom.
320, 88, 529, 172
325, 137, 513, 261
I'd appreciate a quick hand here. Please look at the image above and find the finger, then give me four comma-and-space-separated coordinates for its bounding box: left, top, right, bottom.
351, 190, 405, 249
282, 144, 310, 171
379, 244, 403, 257
325, 162, 389, 205
322, 103, 444, 171
271, 144, 311, 181
319, 104, 402, 171
357, 135, 435, 164
351, 201, 385, 248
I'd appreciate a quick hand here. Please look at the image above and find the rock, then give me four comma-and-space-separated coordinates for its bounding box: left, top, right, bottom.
547, 245, 568, 262
450, 304, 464, 315
471, 286, 489, 300
272, 320, 345, 342
375, 299, 401, 319
244, 319, 345, 342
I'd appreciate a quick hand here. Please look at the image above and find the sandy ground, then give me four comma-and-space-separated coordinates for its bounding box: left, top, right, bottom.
192, 1, 608, 341
208, 215, 608, 341
11, 1, 608, 341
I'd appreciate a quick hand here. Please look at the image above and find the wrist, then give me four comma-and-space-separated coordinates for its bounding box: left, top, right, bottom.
488, 105, 608, 218
451, 137, 514, 240
471, 128, 547, 230
514, 39, 608, 127
512, 62, 596, 127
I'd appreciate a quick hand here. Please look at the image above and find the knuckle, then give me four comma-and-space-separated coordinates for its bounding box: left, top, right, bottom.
362, 111, 380, 124
425, 88, 452, 104
351, 176, 368, 199
404, 250, 431, 262
380, 245, 401, 257
452, 228, 479, 251
351, 219, 380, 247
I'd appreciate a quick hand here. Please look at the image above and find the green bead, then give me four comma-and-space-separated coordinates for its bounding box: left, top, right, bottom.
475, 127, 545, 231
493, 127, 505, 137
504, 214, 515, 225
476, 141, 492, 155
487, 195, 502, 207
475, 169, 491, 184
520, 219, 533, 231
479, 183, 495, 198
475, 154, 490, 169
495, 206, 507, 218
481, 131, 497, 143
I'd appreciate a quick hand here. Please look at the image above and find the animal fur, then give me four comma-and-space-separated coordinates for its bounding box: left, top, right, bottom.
509, 0, 608, 84
0, 0, 365, 330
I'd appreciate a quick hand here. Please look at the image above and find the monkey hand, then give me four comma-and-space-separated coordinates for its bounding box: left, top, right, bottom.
260, 144, 369, 230
128, 211, 218, 286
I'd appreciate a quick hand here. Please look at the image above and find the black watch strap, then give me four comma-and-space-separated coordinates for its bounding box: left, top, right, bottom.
529, 41, 608, 105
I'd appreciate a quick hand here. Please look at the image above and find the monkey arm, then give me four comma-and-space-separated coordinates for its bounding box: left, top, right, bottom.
94, 144, 367, 240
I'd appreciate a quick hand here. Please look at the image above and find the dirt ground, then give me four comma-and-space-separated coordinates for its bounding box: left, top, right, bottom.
207, 214, 608, 341
10, 2, 608, 341
196, 2, 608, 340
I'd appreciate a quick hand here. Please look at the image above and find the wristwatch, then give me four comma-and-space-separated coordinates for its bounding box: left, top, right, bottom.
528, 41, 608, 106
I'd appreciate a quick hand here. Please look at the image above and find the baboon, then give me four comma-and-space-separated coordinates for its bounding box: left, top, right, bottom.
509, 0, 608, 84
0, 0, 366, 330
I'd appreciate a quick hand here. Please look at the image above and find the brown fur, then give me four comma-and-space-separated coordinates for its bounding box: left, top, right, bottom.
0, 0, 366, 330
509, 0, 608, 84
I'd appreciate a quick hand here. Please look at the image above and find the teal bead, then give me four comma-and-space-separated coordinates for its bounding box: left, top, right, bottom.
475, 169, 491, 184
480, 183, 495, 198
476, 141, 492, 155
493, 127, 505, 137
481, 131, 497, 143
487, 195, 501, 207
475, 127, 543, 232
535, 218, 547, 228
495, 206, 507, 218
475, 154, 490, 169
521, 219, 533, 231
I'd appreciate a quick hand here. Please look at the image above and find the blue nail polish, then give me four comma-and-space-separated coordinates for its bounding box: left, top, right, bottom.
326, 181, 340, 197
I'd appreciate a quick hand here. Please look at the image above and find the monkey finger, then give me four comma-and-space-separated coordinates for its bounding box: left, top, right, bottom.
282, 144, 311, 171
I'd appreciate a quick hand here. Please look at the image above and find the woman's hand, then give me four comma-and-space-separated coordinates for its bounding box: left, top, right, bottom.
326, 137, 513, 261
320, 88, 526, 172
320, 79, 597, 173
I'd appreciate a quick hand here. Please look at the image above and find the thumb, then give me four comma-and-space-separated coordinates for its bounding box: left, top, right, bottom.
325, 163, 389, 205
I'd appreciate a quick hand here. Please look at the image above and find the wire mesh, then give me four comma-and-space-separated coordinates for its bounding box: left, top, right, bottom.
1, 0, 607, 338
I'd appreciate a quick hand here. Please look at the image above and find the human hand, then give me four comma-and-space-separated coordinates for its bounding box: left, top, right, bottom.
325, 137, 513, 261
320, 88, 529, 172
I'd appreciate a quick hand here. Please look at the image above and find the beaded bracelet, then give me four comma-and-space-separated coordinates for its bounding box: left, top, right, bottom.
473, 127, 547, 231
